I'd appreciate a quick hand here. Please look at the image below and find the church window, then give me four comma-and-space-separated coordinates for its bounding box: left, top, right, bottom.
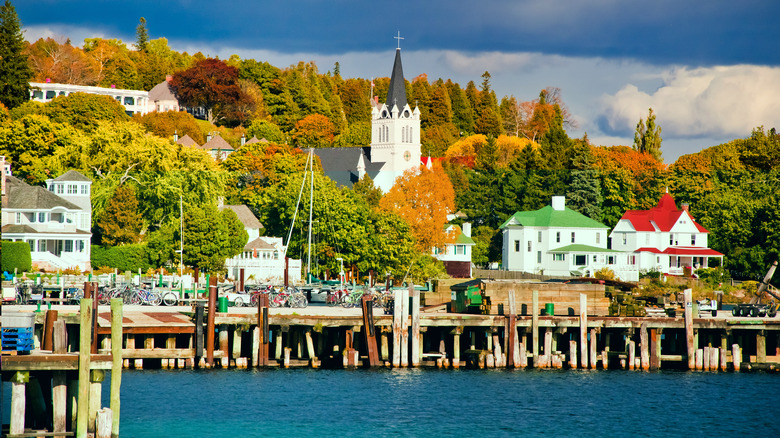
403, 109, 410, 118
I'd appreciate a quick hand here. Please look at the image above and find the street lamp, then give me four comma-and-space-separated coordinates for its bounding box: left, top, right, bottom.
336, 257, 344, 286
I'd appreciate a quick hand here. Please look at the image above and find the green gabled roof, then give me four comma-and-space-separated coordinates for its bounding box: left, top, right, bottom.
500, 206, 608, 230
548, 244, 621, 253
445, 224, 476, 245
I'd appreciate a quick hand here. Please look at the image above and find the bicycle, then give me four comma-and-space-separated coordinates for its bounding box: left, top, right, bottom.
341, 288, 365, 308
326, 287, 349, 306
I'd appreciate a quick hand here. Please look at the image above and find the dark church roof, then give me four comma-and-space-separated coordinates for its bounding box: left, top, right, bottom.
385, 48, 407, 111
307, 147, 385, 188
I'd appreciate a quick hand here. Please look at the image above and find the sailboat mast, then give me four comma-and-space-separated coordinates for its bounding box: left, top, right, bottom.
307, 149, 314, 281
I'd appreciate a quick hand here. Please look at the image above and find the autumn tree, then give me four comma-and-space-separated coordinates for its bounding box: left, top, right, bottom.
633, 108, 662, 161
134, 110, 205, 144
43, 92, 129, 131
247, 119, 285, 143
292, 113, 335, 147
379, 164, 456, 252
170, 58, 244, 123
0, 0, 33, 108
26, 38, 98, 85
97, 184, 143, 246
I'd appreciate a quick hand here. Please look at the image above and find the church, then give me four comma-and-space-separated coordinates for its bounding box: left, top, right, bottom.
309, 45, 422, 193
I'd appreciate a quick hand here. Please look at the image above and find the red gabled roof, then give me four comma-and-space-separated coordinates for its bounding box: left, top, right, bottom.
635, 246, 723, 256
620, 193, 709, 233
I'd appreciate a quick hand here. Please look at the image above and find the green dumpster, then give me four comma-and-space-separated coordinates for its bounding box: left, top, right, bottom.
218, 296, 228, 313
545, 302, 554, 316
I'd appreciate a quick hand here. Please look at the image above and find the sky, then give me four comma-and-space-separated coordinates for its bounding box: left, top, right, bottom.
14, 0, 780, 164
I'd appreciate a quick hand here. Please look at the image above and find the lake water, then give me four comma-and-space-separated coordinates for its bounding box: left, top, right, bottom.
4, 368, 780, 437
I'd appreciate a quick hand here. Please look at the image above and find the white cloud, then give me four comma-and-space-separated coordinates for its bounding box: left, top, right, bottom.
600, 65, 780, 139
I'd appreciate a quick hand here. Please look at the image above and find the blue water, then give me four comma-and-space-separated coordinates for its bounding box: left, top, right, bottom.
4, 369, 780, 437
114, 369, 778, 437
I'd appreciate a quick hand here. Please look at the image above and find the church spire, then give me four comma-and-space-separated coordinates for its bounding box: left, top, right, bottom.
385, 45, 407, 112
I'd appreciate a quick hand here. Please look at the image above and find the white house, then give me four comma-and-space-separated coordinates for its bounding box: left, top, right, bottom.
610, 192, 723, 280
433, 223, 476, 278
500, 196, 624, 278
147, 77, 181, 113
30, 82, 149, 116
221, 204, 302, 285
1, 166, 93, 271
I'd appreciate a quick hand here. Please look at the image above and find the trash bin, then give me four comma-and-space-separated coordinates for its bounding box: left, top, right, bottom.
1, 311, 35, 353
218, 296, 229, 313
545, 302, 554, 316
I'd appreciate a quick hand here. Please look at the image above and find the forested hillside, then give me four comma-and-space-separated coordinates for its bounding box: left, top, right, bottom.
1, 19, 778, 280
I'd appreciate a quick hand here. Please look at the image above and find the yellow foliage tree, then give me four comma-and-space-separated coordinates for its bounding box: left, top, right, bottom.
446, 133, 539, 168
379, 164, 456, 252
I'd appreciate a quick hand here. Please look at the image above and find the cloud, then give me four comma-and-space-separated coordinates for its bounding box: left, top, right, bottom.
599, 65, 780, 139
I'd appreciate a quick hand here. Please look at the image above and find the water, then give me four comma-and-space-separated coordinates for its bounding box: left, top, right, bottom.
4, 369, 779, 437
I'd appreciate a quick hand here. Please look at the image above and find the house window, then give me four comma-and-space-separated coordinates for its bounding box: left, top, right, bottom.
456, 245, 466, 255
575, 255, 586, 265
691, 235, 696, 245
556, 232, 561, 243
81, 184, 88, 195
622, 233, 627, 245
537, 251, 542, 263
28, 240, 34, 251
16, 212, 21, 224
607, 256, 615, 265
596, 233, 601, 244
68, 184, 77, 194
38, 240, 47, 252
670, 234, 674, 245
553, 253, 565, 261
514, 240, 520, 252
38, 212, 47, 223
57, 184, 64, 194
49, 185, 55, 192
433, 247, 440, 255
630, 255, 637, 265
124, 96, 135, 105
77, 240, 85, 252
46, 90, 56, 99
538, 231, 542, 243
571, 232, 575, 243
527, 241, 532, 252
593, 255, 598, 262
65, 240, 73, 252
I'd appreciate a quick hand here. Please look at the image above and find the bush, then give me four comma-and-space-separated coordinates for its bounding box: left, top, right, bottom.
91, 244, 152, 272
594, 266, 616, 281
1, 240, 32, 273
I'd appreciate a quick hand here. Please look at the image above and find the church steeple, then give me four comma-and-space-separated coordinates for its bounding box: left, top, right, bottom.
385, 48, 407, 112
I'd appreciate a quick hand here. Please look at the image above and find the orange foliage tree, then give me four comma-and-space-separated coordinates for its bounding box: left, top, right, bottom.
292, 113, 335, 148
378, 164, 456, 252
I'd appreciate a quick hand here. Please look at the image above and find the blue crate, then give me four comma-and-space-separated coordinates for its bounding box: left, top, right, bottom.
2, 327, 34, 351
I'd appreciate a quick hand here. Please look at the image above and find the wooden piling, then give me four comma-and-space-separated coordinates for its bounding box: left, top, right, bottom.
532, 290, 539, 366
650, 328, 661, 370
77, 298, 93, 438
628, 340, 635, 370
684, 289, 695, 370
305, 330, 318, 368
110, 299, 123, 438
720, 347, 728, 372
543, 328, 552, 368
732, 344, 741, 371
452, 327, 462, 369
89, 370, 105, 433
492, 333, 503, 367
506, 290, 517, 368
10, 372, 28, 436
640, 323, 649, 371
569, 340, 577, 368
411, 287, 421, 367
589, 328, 598, 369
579, 293, 588, 368
401, 284, 411, 367
44, 309, 58, 351
360, 294, 380, 367
96, 408, 112, 438
392, 288, 403, 367
695, 349, 704, 370
206, 277, 217, 367
757, 331, 767, 363
53, 319, 68, 437
711, 347, 719, 371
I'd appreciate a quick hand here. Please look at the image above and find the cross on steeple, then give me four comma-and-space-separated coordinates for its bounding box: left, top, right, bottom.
394, 31, 404, 49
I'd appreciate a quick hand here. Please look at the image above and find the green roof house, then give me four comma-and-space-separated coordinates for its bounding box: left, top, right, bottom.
500, 196, 619, 277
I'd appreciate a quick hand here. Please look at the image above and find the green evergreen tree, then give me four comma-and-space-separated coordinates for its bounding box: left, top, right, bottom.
445, 79, 475, 134
633, 107, 662, 161
566, 137, 603, 220
97, 184, 144, 246
0, 0, 33, 109
135, 17, 149, 52
474, 106, 502, 137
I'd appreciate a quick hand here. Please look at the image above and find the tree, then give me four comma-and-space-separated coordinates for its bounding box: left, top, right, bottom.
97, 184, 143, 246
247, 119, 285, 143
474, 106, 502, 137
566, 138, 603, 220
170, 58, 244, 123
633, 108, 662, 161
0, 0, 33, 108
379, 164, 456, 252
134, 110, 205, 144
43, 92, 129, 131
135, 17, 149, 52
352, 174, 383, 208
292, 113, 335, 147
182, 204, 246, 273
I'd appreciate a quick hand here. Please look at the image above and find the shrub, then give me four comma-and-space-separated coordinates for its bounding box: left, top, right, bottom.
91, 244, 152, 272
594, 266, 616, 281
1, 241, 32, 273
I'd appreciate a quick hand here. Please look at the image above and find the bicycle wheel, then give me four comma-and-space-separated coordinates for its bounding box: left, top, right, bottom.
234, 296, 245, 307
130, 293, 142, 305
162, 292, 178, 306
149, 292, 162, 306
250, 294, 259, 306
269, 293, 281, 307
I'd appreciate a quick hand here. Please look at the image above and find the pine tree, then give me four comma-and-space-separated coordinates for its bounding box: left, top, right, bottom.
135, 17, 149, 52
98, 185, 143, 246
566, 138, 603, 220
0, 0, 33, 109
633, 107, 662, 161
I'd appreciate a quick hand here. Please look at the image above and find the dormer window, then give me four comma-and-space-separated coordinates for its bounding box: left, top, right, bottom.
80, 184, 88, 195
403, 109, 410, 117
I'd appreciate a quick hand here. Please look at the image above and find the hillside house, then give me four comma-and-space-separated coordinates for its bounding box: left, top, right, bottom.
433, 223, 476, 278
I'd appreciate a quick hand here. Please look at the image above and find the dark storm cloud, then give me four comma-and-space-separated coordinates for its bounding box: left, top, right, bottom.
16, 0, 780, 66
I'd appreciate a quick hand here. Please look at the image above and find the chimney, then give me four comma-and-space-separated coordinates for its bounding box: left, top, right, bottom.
206, 133, 212, 142
241, 133, 246, 146
681, 203, 689, 212
173, 130, 178, 142
166, 75, 173, 82
552, 196, 565, 211
462, 222, 472, 238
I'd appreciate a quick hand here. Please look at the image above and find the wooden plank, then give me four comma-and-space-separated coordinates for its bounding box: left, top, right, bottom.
579, 293, 588, 368
411, 287, 421, 367
206, 278, 217, 366
77, 299, 92, 438
532, 290, 539, 366
97, 326, 194, 335
10, 373, 27, 436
